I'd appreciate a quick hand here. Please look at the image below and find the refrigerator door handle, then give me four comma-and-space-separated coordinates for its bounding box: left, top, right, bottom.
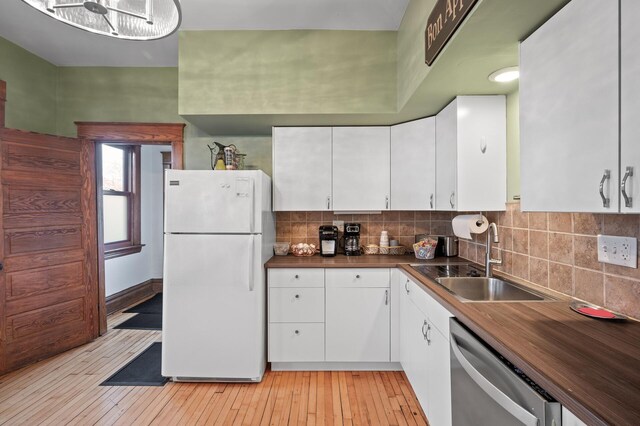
248, 236, 255, 291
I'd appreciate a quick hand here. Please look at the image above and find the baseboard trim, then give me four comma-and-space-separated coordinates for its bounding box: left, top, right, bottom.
106, 278, 162, 314
270, 362, 403, 371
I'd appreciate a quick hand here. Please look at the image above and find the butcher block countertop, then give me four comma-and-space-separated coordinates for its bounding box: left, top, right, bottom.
266, 254, 640, 426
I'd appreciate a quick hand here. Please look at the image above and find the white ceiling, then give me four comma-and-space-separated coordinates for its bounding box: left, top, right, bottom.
0, 0, 410, 66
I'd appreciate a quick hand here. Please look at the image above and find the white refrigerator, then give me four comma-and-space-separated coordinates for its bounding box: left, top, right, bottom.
161, 170, 275, 382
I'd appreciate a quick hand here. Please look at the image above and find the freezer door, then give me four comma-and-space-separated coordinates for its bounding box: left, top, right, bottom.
162, 234, 265, 381
165, 170, 256, 234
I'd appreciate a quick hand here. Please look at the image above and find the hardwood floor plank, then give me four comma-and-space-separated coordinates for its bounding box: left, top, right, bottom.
0, 313, 428, 426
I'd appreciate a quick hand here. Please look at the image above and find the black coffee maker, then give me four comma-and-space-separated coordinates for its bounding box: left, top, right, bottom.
344, 223, 361, 256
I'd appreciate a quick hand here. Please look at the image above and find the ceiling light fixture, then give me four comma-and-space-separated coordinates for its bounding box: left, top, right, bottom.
21, 0, 182, 40
488, 66, 520, 83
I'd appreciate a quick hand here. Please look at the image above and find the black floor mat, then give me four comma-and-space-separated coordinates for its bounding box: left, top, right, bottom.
124, 293, 162, 314
114, 313, 162, 330
101, 342, 168, 386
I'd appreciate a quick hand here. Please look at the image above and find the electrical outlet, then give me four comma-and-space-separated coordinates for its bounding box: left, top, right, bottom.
332, 220, 344, 233
597, 235, 638, 268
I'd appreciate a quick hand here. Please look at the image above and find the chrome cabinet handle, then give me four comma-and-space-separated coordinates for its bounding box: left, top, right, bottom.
405, 279, 410, 294
622, 166, 633, 208
385, 290, 389, 305
421, 320, 428, 340
450, 191, 455, 209
430, 193, 434, 209
599, 169, 611, 208
385, 196, 389, 210
426, 324, 431, 345
326, 196, 331, 210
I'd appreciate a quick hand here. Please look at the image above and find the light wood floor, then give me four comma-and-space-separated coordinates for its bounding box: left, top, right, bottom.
0, 311, 428, 425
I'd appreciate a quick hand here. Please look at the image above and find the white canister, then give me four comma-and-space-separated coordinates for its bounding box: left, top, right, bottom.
380, 230, 389, 247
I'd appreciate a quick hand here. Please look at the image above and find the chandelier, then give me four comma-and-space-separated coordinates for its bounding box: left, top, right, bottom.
20, 0, 182, 40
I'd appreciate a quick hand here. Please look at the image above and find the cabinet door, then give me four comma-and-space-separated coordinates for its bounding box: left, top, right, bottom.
390, 270, 402, 362
456, 96, 506, 212
390, 118, 436, 210
435, 99, 458, 211
332, 127, 390, 210
621, 0, 640, 213
404, 297, 430, 413
325, 287, 390, 362
520, 0, 619, 212
273, 127, 332, 211
425, 324, 452, 426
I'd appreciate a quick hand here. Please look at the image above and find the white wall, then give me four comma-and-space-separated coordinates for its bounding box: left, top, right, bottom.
104, 145, 168, 297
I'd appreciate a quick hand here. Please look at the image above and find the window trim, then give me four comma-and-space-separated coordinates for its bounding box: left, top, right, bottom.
99, 144, 143, 260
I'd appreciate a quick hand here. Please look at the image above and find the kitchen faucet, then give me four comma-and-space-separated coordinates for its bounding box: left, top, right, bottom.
485, 222, 502, 277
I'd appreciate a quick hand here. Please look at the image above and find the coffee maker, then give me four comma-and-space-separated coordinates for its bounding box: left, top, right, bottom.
344, 223, 361, 256
319, 225, 339, 257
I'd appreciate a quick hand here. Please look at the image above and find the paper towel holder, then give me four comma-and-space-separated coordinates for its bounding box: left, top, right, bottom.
475, 213, 486, 228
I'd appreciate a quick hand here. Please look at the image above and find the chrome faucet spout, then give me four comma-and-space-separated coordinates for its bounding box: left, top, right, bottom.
485, 222, 502, 278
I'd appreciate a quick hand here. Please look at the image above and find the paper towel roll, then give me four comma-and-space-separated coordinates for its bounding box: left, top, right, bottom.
452, 215, 489, 239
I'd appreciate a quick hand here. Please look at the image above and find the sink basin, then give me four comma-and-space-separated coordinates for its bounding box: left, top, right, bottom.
435, 277, 551, 302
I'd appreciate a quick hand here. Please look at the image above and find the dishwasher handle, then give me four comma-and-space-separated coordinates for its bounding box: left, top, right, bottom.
450, 334, 539, 426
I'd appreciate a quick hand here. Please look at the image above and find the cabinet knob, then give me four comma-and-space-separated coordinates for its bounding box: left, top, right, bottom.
294, 330, 300, 335
294, 294, 300, 299
356, 274, 361, 279
295, 274, 299, 279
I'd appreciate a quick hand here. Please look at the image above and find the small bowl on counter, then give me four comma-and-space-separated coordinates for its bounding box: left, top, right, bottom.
273, 242, 291, 256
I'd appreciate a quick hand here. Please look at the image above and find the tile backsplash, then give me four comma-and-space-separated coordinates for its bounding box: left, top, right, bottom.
460, 202, 640, 320
275, 211, 455, 250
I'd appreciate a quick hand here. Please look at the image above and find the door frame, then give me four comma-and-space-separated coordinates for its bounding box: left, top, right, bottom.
76, 122, 185, 334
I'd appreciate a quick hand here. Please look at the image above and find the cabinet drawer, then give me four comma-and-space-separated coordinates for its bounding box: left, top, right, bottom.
268, 268, 324, 288
269, 323, 325, 362
269, 288, 324, 323
325, 268, 390, 288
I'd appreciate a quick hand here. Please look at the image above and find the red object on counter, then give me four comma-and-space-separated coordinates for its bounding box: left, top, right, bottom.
577, 307, 617, 319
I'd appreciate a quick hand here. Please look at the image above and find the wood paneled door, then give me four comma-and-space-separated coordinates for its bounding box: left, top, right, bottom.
0, 127, 98, 374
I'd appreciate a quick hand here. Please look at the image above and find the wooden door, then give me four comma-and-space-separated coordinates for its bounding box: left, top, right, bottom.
390, 117, 436, 210
0, 128, 98, 374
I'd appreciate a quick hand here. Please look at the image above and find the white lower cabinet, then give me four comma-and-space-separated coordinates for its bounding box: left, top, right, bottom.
399, 273, 453, 426
562, 407, 588, 426
326, 287, 390, 362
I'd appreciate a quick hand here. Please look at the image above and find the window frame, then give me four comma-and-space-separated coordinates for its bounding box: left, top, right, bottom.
99, 143, 143, 259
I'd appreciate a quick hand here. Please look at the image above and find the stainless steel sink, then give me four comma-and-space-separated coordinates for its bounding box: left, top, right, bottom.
435, 277, 551, 302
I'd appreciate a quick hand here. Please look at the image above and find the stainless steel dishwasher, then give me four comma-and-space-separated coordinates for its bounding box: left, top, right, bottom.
450, 319, 562, 426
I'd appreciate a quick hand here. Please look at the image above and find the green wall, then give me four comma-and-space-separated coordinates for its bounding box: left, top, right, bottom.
56, 67, 180, 137
0, 37, 57, 134
397, 0, 436, 110
179, 30, 397, 115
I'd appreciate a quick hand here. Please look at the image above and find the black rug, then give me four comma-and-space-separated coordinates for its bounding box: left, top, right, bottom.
114, 313, 162, 330
101, 342, 168, 386
124, 293, 162, 314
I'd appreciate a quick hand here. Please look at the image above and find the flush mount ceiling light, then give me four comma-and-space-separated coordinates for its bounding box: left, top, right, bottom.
488, 66, 520, 83
21, 0, 181, 40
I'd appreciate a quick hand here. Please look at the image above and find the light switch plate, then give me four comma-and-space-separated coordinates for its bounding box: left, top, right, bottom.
597, 235, 638, 268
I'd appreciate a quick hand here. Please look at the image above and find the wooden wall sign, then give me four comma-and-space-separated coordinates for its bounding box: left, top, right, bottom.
425, 0, 479, 66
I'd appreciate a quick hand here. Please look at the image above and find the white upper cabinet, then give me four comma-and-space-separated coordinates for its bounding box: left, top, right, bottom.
435, 96, 507, 212
621, 0, 640, 213
391, 117, 436, 210
332, 127, 391, 211
520, 0, 619, 212
272, 127, 333, 211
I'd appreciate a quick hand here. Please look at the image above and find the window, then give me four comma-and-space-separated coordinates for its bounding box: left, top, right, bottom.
101, 144, 142, 259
